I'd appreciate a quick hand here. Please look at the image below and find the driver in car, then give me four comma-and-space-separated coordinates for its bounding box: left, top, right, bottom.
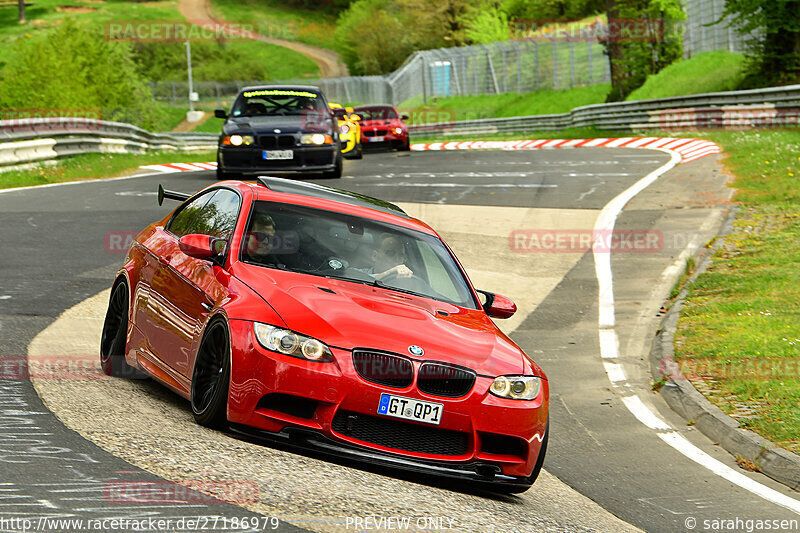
244, 213, 278, 264
358, 234, 414, 281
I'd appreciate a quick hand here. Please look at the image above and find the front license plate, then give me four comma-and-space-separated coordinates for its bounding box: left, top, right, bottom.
263, 150, 293, 160
367, 136, 384, 143
377, 394, 443, 425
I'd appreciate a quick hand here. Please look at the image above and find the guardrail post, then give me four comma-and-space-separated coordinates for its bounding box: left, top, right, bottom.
588, 40, 593, 84
552, 41, 558, 90
535, 41, 540, 89
515, 41, 522, 93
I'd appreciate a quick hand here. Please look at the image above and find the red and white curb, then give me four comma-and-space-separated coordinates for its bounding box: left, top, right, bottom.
410, 137, 721, 164
141, 137, 721, 174
139, 162, 217, 174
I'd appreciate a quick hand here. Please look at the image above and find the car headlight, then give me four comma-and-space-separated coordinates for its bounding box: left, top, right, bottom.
300, 133, 334, 145
221, 135, 254, 146
340, 124, 350, 135
394, 127, 403, 135
489, 376, 541, 400
253, 323, 333, 362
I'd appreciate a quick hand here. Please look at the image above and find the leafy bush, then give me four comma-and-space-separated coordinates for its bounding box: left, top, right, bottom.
0, 19, 161, 130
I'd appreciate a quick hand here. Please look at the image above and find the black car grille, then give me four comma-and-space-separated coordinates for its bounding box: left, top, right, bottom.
364, 129, 389, 137
259, 134, 296, 149
332, 410, 469, 456
352, 351, 413, 388
417, 362, 476, 398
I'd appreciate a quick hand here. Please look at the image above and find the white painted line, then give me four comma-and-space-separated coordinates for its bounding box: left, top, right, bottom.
659, 432, 800, 514
621, 396, 673, 431
603, 362, 627, 383
598, 329, 619, 359
0, 171, 166, 195
594, 146, 800, 513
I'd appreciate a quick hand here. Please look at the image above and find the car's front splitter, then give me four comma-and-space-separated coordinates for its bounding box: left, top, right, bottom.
228, 422, 535, 491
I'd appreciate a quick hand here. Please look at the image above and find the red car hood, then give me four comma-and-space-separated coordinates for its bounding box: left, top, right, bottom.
232, 264, 525, 376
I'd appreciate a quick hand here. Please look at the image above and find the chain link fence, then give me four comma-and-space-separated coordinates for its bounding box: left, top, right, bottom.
151, 0, 755, 108
682, 0, 751, 57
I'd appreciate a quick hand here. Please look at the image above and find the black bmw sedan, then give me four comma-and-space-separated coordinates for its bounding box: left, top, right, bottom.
215, 85, 346, 180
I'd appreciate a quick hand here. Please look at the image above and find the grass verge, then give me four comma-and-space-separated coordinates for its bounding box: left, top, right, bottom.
0, 151, 216, 190
672, 129, 800, 454
626, 51, 747, 101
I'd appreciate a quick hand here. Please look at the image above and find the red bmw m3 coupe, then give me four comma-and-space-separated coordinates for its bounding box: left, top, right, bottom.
100, 177, 549, 492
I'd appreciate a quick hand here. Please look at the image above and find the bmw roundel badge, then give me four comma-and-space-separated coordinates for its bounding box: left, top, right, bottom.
408, 345, 424, 357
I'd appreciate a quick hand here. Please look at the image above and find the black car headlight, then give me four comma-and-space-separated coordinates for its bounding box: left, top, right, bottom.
489, 376, 541, 400
300, 133, 334, 145
253, 323, 333, 362
222, 135, 254, 146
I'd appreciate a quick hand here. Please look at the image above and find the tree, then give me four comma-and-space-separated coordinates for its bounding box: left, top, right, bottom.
722, 0, 800, 86
602, 0, 685, 101
18, 0, 25, 23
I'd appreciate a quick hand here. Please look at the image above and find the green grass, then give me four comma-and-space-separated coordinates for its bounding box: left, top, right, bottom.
0, 150, 216, 190
209, 0, 338, 50
399, 84, 611, 124
627, 51, 747, 101
0, 1, 319, 81
673, 129, 800, 454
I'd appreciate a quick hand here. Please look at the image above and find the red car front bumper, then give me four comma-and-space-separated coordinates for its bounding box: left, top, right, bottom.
226, 320, 548, 485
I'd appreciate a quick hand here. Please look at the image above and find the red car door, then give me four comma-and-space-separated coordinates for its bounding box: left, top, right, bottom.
143, 188, 242, 379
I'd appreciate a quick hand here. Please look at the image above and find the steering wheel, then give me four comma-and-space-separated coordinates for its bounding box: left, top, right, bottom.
379, 269, 432, 293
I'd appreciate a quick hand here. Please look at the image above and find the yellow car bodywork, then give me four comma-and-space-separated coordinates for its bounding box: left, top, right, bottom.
329, 102, 362, 159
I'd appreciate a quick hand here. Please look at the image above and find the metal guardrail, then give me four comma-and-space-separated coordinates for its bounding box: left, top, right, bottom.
0, 118, 218, 168
2, 84, 799, 168
409, 84, 800, 136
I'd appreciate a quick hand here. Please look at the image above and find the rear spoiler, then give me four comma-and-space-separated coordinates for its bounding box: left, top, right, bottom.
158, 184, 190, 206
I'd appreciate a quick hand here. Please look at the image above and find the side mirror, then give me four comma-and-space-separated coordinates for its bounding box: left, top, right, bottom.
345, 106, 354, 114
400, 113, 409, 121
350, 114, 361, 121
477, 290, 517, 319
333, 108, 347, 119
214, 109, 228, 119
179, 234, 226, 260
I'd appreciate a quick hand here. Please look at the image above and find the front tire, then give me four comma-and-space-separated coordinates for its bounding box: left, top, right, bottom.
191, 318, 231, 429
100, 280, 147, 379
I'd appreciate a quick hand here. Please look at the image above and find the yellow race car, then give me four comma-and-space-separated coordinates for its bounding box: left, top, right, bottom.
329, 102, 363, 159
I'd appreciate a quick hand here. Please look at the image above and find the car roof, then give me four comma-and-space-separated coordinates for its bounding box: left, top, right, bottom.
239, 84, 322, 93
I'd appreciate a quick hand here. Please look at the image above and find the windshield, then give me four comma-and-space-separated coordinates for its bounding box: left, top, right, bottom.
231, 89, 329, 117
354, 107, 398, 120
240, 201, 479, 309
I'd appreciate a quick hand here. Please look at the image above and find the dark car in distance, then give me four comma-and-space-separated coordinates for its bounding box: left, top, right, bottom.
215, 86, 346, 180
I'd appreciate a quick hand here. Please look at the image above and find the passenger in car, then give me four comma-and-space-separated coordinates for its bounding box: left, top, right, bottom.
356, 234, 414, 281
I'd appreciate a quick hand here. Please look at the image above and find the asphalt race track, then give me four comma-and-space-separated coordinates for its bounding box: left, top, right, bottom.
1, 148, 799, 532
